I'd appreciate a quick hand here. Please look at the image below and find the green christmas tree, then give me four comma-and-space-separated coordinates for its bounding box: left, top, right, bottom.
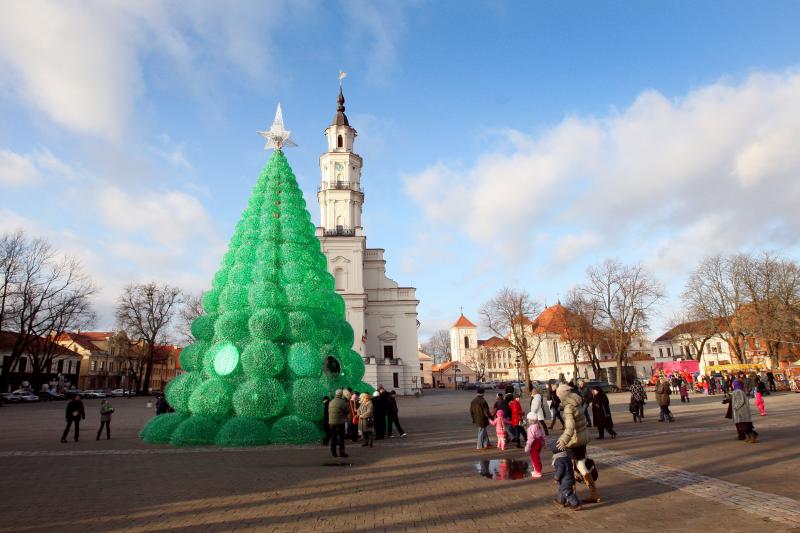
140, 149, 372, 447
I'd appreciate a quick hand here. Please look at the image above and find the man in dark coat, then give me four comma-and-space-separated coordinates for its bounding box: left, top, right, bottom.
61, 394, 85, 443
470, 388, 492, 449
590, 387, 616, 439
373, 386, 388, 439
327, 389, 349, 458
386, 390, 407, 438
766, 371, 776, 392
578, 380, 592, 427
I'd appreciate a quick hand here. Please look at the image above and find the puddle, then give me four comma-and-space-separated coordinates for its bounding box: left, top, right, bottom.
322, 462, 353, 467
475, 459, 530, 480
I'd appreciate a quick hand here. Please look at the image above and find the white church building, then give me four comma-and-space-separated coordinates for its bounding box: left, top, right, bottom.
315, 86, 421, 395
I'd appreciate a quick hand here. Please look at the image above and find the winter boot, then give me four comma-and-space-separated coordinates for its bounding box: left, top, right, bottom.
583, 476, 601, 503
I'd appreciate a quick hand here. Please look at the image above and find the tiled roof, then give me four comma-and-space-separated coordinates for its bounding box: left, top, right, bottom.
479, 335, 512, 347
530, 304, 570, 335
417, 351, 433, 361
0, 331, 82, 357
55, 332, 104, 352
654, 319, 722, 342
452, 314, 477, 328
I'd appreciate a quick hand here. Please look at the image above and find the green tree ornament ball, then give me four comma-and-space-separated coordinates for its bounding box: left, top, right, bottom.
140, 150, 378, 447
171, 416, 220, 446
188, 378, 234, 420
271, 415, 322, 445
216, 416, 271, 447
287, 342, 322, 378
165, 372, 204, 413
232, 377, 286, 420
241, 340, 285, 377
191, 314, 217, 342
140, 412, 189, 444
248, 308, 286, 340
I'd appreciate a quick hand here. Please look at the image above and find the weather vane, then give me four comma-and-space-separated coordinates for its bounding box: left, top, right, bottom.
257, 103, 297, 151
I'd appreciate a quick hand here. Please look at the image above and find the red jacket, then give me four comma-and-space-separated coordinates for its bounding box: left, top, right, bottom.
509, 399, 523, 426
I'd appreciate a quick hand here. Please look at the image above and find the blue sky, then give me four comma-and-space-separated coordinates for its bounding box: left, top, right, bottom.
2, 1, 800, 341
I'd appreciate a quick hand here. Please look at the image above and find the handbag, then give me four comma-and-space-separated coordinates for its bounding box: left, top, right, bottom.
366, 416, 374, 428
724, 402, 732, 419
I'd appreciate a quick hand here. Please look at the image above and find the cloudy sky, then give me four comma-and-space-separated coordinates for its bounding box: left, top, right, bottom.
1, 1, 799, 341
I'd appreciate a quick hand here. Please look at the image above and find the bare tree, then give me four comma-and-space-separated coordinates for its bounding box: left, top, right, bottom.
564, 289, 604, 380
479, 287, 542, 390
464, 346, 489, 382
115, 283, 182, 394
0, 231, 97, 390
421, 329, 452, 364
683, 255, 749, 364
736, 252, 800, 367
578, 259, 663, 389
177, 291, 204, 343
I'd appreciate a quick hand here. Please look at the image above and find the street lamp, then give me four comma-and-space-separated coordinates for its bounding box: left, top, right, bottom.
515, 356, 521, 386
454, 364, 461, 390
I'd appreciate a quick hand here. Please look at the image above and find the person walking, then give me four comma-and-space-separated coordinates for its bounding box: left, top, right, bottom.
728, 380, 759, 442
386, 390, 408, 438
327, 389, 349, 458
548, 382, 565, 431
629, 379, 646, 422
61, 394, 85, 443
524, 412, 546, 478
679, 381, 690, 403
373, 387, 388, 440
754, 380, 767, 416
656, 378, 674, 422
470, 387, 492, 450
356, 392, 374, 447
766, 371, 776, 393
555, 384, 596, 503
507, 393, 524, 447
96, 398, 113, 440
529, 386, 549, 436
489, 406, 509, 451
590, 387, 617, 439
578, 380, 592, 427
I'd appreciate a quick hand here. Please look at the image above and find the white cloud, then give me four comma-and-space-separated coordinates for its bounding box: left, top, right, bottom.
405, 70, 800, 267
0, 1, 299, 139
0, 147, 76, 187
554, 232, 600, 264
0, 149, 39, 187
97, 186, 215, 246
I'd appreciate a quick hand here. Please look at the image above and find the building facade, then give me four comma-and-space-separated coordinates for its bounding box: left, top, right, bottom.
316, 87, 421, 394
449, 305, 659, 383
0, 331, 82, 392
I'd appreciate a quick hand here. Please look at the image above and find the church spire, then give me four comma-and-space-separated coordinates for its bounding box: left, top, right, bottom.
333, 72, 350, 127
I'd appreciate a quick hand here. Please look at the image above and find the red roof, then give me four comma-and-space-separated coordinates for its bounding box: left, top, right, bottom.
479, 335, 512, 348
531, 304, 570, 335
452, 314, 477, 328
55, 332, 105, 352
0, 331, 82, 357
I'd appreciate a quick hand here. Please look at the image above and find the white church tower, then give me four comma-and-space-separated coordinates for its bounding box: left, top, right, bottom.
316, 81, 421, 394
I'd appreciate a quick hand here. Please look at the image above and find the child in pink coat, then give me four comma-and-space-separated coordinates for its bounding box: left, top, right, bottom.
489, 409, 509, 450
524, 412, 546, 477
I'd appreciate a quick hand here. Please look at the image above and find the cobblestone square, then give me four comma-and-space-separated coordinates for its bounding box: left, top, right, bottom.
0, 390, 798, 532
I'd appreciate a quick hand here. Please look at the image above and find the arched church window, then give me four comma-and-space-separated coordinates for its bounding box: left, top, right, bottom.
337, 135, 343, 148
464, 336, 470, 349
334, 267, 347, 291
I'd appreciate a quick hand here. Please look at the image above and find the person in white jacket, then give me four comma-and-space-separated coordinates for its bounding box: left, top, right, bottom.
528, 387, 549, 436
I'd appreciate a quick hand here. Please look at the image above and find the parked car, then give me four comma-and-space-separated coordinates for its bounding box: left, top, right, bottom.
583, 380, 619, 393
35, 391, 64, 401
82, 390, 107, 398
110, 389, 135, 397
3, 391, 40, 402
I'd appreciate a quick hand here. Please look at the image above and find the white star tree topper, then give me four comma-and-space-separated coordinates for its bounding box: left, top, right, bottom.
258, 103, 297, 150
